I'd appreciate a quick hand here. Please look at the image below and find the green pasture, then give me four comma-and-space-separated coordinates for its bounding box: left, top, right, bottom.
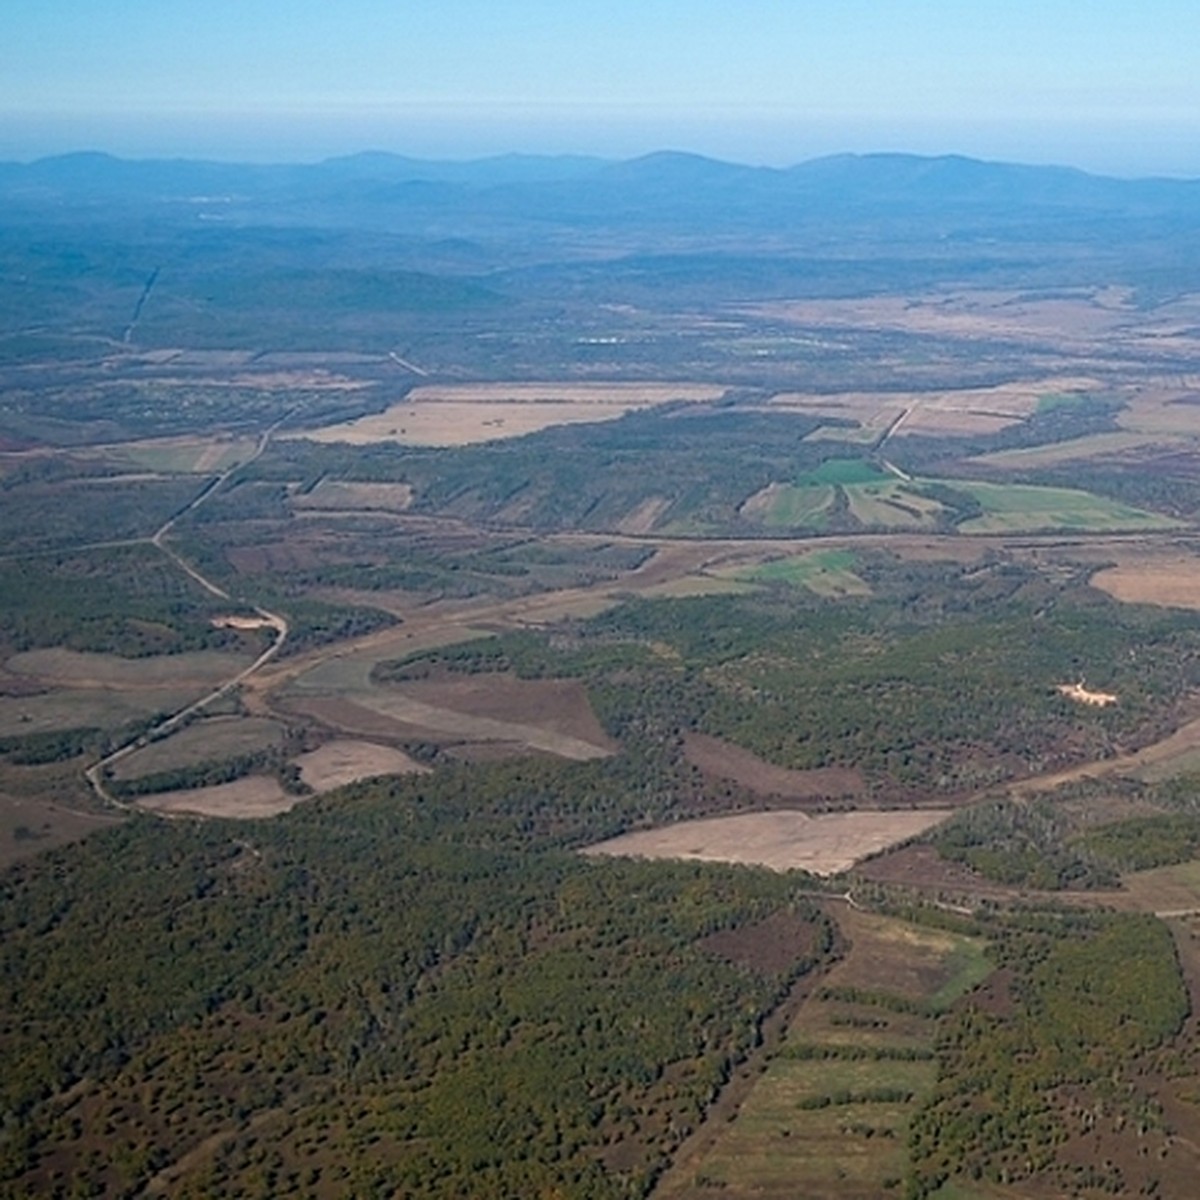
954, 480, 1175, 533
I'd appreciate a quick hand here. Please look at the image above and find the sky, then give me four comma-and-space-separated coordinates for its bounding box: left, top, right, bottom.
4, 1, 1200, 175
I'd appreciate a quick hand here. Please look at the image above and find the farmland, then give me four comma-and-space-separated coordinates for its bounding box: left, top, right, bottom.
7, 150, 1200, 1198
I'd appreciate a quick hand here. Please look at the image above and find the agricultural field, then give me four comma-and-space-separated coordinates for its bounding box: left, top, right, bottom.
582, 808, 955, 875
657, 909, 990, 1200
289, 382, 727, 446
952, 480, 1177, 534
10, 153, 1200, 1198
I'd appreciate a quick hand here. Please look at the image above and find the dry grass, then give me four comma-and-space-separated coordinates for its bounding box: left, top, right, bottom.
294, 739, 428, 790
1091, 555, 1200, 611
136, 776, 294, 819
289, 382, 725, 446
581, 809, 953, 876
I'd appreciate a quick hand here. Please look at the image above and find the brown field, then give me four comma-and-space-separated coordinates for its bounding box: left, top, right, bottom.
6, 648, 253, 689
1091, 554, 1200, 611
353, 677, 615, 760
1119, 861, 1200, 916
294, 739, 428, 791
290, 382, 726, 446
134, 739, 430, 818
1119, 387, 1200, 437
582, 809, 953, 876
136, 775, 295, 819
633, 575, 754, 599
773, 377, 1074, 444
279, 660, 615, 761
684, 733, 864, 800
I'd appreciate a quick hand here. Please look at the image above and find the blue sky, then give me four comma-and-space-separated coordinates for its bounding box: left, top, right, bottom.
3, 1, 1199, 173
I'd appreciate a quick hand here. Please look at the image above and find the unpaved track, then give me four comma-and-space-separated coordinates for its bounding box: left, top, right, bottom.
84, 416, 295, 809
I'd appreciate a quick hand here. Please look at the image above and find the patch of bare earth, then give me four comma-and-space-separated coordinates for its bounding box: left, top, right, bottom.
685, 733, 864, 800
294, 739, 428, 791
137, 776, 294, 819
1092, 555, 1200, 611
289, 382, 725, 446
582, 809, 953, 876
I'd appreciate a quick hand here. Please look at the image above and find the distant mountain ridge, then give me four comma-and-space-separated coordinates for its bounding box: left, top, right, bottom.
3, 149, 1198, 240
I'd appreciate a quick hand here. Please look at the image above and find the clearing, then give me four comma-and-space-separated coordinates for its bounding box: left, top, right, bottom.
133, 739, 427, 818
1091, 554, 1200, 611
582, 809, 953, 876
290, 382, 726, 446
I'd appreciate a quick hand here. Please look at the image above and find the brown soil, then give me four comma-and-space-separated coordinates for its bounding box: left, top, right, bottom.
685, 733, 865, 800
294, 739, 428, 791
394, 674, 616, 751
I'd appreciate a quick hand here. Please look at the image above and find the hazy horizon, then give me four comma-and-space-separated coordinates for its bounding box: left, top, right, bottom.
6, 1, 1200, 178
3, 113, 1200, 181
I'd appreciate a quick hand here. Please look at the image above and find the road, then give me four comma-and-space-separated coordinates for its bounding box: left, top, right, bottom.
83, 416, 293, 808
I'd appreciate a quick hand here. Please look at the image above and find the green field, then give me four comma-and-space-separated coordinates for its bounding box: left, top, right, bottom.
740, 549, 870, 596
955, 480, 1176, 534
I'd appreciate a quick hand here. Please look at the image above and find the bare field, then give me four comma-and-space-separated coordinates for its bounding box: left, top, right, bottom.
970, 429, 1175, 469
294, 739, 428, 791
6, 648, 253, 689
582, 809, 953, 876
1091, 555, 1200, 611
684, 733, 864, 799
136, 776, 294, 819
290, 382, 725, 446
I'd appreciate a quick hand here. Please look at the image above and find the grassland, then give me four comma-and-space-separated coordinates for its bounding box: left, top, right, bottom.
953, 480, 1177, 533
739, 470, 1173, 535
